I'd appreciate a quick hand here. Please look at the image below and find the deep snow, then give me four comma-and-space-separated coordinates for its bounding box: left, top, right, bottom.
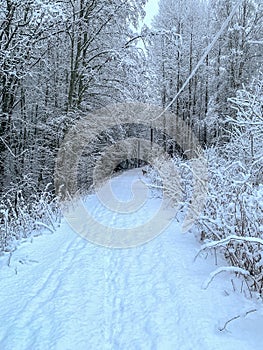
0, 169, 263, 350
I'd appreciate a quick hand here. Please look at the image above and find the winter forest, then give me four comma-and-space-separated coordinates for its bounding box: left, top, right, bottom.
0, 0, 263, 347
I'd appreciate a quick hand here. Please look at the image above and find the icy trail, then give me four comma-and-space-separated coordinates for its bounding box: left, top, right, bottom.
0, 170, 262, 350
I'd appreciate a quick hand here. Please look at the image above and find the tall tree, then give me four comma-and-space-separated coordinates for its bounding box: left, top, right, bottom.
0, 0, 148, 196
209, 0, 263, 117
147, 0, 209, 149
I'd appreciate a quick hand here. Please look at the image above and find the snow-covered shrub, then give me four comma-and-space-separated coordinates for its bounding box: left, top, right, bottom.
0, 180, 60, 253
143, 154, 195, 222
197, 77, 263, 296
198, 149, 262, 238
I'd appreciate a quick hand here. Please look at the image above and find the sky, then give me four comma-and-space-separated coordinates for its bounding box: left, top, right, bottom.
143, 0, 160, 27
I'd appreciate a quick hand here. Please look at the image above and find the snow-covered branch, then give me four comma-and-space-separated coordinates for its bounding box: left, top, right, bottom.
202, 266, 250, 290
200, 235, 263, 253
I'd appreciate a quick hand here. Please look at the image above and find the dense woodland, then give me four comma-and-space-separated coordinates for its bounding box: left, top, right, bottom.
0, 0, 262, 295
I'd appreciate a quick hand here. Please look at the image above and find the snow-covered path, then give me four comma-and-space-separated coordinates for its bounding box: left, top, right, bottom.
0, 170, 262, 350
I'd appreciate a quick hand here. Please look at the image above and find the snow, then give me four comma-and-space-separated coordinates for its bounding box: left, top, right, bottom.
1, 169, 263, 350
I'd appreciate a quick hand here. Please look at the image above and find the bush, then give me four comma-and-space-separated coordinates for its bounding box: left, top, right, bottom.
196, 77, 263, 297
0, 179, 60, 253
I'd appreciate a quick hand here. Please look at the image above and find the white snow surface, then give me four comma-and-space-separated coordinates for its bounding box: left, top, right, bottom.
0, 169, 263, 350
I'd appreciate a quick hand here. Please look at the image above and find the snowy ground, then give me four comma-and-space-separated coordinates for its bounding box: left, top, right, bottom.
0, 169, 263, 350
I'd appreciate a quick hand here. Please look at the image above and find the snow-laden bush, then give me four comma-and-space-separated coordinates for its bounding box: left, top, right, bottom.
198, 149, 262, 239
0, 180, 60, 253
142, 154, 193, 211
197, 77, 263, 297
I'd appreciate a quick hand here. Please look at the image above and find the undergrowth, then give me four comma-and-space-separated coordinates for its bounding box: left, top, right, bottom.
0, 180, 60, 254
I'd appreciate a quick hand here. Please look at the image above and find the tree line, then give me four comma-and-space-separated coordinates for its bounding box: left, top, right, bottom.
0, 0, 262, 251
0, 0, 147, 197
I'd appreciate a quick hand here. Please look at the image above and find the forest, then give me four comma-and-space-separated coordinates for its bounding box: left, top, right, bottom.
0, 0, 262, 296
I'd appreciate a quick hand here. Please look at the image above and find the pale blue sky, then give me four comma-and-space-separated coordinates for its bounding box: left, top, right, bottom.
144, 0, 159, 27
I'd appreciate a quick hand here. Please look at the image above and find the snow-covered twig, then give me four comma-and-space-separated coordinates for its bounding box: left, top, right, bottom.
200, 235, 263, 253
248, 40, 263, 45
202, 266, 250, 290
219, 308, 257, 332
139, 178, 164, 191
35, 221, 55, 234
0, 137, 28, 159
